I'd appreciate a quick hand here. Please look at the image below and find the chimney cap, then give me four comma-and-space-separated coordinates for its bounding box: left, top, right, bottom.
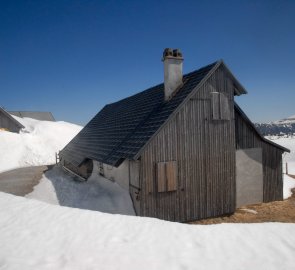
162, 48, 183, 61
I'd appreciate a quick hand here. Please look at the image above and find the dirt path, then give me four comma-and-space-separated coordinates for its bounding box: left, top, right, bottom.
0, 166, 51, 196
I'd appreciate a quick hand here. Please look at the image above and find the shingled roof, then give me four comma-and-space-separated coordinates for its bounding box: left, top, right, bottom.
60, 60, 246, 167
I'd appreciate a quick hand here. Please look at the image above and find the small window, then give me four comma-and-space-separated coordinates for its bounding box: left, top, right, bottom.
157, 161, 177, 192
211, 92, 230, 120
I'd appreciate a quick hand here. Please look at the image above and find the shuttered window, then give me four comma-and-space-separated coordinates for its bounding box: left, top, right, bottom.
211, 92, 230, 120
157, 161, 177, 192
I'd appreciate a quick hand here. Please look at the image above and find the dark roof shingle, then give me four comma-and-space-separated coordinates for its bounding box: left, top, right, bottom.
60, 61, 218, 167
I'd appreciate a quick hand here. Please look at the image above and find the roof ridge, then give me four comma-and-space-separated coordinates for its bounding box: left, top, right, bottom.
105, 61, 220, 107
106, 62, 220, 164
60, 60, 222, 167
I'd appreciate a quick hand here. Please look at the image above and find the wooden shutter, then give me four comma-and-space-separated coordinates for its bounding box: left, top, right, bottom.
220, 93, 230, 120
157, 161, 177, 192
211, 92, 220, 120
211, 92, 230, 120
166, 161, 177, 191
157, 162, 166, 192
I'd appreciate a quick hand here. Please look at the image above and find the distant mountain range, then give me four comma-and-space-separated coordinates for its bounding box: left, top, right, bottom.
255, 115, 295, 136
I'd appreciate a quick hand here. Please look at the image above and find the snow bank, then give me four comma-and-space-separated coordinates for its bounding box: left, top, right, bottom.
26, 165, 135, 215
283, 174, 295, 199
0, 192, 294, 270
266, 136, 295, 174
0, 116, 82, 173
265, 136, 295, 199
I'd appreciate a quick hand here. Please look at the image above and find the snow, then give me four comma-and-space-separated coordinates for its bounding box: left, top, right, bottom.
0, 192, 294, 270
266, 135, 295, 175
0, 116, 82, 173
273, 114, 295, 124
0, 114, 294, 268
287, 114, 295, 120
283, 174, 295, 199
26, 164, 135, 215
240, 208, 258, 214
265, 135, 295, 198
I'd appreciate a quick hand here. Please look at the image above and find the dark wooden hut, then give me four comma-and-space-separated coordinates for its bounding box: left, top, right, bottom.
0, 107, 24, 133
8, 111, 55, 121
59, 49, 289, 222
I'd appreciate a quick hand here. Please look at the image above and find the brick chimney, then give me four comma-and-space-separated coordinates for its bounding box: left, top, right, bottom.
162, 48, 183, 101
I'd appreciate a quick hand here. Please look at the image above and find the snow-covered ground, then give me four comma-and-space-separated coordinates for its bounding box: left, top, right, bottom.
0, 115, 294, 269
26, 164, 135, 215
0, 191, 294, 270
0, 116, 82, 173
266, 135, 295, 175
266, 135, 295, 198
284, 174, 295, 199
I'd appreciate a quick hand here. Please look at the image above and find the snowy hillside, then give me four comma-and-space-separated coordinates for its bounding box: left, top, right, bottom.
0, 116, 82, 173
255, 114, 295, 136
0, 191, 294, 270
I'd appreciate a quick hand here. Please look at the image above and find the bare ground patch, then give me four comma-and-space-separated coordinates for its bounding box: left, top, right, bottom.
0, 165, 52, 196
191, 176, 295, 224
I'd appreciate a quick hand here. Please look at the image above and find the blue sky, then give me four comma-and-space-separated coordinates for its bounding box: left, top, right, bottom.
0, 0, 294, 125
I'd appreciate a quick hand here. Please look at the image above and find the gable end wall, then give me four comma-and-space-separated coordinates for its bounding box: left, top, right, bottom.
235, 110, 283, 202
139, 66, 236, 222
0, 111, 22, 133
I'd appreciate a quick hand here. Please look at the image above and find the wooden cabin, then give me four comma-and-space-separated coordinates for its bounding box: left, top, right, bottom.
59, 49, 289, 222
0, 107, 24, 133
8, 111, 55, 121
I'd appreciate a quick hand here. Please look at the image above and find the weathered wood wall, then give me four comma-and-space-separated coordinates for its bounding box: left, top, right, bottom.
235, 110, 283, 202
0, 111, 22, 133
139, 66, 236, 222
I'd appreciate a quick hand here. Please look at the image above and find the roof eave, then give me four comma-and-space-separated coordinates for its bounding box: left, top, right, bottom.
234, 103, 290, 153
219, 60, 247, 96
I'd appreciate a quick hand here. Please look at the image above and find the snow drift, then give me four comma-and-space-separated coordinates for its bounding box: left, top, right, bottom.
0, 191, 294, 270
0, 116, 82, 173
26, 165, 135, 215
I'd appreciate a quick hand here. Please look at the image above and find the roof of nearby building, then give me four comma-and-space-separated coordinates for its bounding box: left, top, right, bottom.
234, 103, 290, 153
60, 60, 247, 167
8, 111, 55, 121
0, 107, 24, 129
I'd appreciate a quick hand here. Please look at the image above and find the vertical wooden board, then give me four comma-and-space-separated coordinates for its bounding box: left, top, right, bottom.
211, 92, 220, 120
167, 161, 177, 191
157, 162, 166, 192
220, 93, 231, 120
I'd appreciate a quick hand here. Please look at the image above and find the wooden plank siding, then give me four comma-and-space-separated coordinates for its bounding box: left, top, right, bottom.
235, 110, 283, 202
0, 109, 23, 133
139, 66, 236, 222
